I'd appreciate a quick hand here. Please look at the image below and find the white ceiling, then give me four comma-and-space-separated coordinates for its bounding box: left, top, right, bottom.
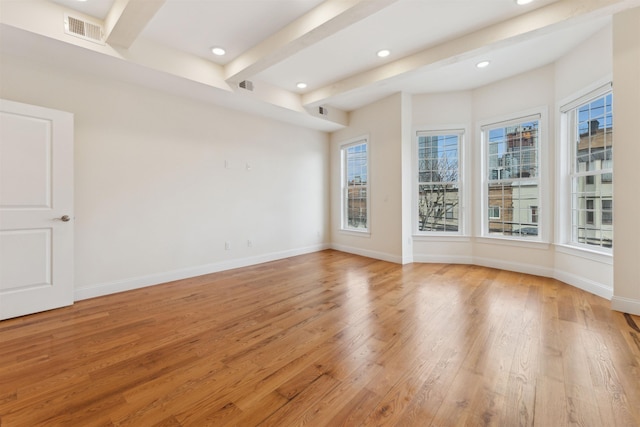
50, 0, 116, 19
142, 0, 327, 65
5, 0, 639, 130
255, 0, 559, 92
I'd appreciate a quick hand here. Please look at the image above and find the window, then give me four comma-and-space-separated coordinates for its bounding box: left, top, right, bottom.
445, 203, 454, 220
602, 199, 612, 225
586, 199, 595, 225
483, 115, 540, 238
489, 206, 501, 219
602, 160, 612, 183
341, 138, 368, 231
564, 89, 613, 249
530, 205, 538, 224
416, 130, 462, 233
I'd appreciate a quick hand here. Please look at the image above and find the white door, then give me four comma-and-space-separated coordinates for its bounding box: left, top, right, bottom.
0, 99, 74, 320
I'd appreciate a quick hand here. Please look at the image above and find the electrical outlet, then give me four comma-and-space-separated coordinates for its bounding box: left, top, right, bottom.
225, 241, 231, 250
247, 240, 252, 247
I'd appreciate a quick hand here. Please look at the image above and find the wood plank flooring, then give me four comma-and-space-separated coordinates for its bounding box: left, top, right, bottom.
1, 250, 640, 426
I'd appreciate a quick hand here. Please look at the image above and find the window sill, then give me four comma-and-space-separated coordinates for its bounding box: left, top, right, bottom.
476, 236, 550, 250
554, 243, 612, 264
412, 234, 471, 243
339, 229, 371, 238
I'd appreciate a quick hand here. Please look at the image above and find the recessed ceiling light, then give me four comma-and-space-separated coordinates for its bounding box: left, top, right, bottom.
211, 47, 226, 56
296, 82, 308, 89
377, 49, 391, 58
476, 60, 491, 69
515, 0, 534, 5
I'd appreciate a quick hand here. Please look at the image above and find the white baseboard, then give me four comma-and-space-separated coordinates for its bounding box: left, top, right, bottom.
611, 296, 640, 316
401, 254, 414, 265
473, 256, 554, 278
412, 253, 613, 300
472, 257, 615, 300
74, 243, 330, 301
76, 242, 624, 307
554, 270, 613, 300
412, 254, 474, 264
330, 243, 403, 264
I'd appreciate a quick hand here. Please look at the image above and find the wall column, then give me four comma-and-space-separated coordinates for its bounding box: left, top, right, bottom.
612, 7, 640, 315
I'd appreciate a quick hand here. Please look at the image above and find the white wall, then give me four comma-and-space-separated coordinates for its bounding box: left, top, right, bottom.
400, 92, 414, 264
554, 22, 614, 299
612, 7, 640, 315
555, 24, 613, 102
473, 64, 555, 124
0, 53, 330, 300
330, 93, 405, 263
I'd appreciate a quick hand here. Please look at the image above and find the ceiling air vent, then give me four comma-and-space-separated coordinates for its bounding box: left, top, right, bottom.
238, 80, 254, 91
64, 14, 104, 44
318, 106, 328, 116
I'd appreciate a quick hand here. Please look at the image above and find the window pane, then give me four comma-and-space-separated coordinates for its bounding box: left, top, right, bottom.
576, 94, 613, 172
418, 134, 459, 183
418, 184, 460, 232
487, 181, 539, 237
487, 121, 538, 181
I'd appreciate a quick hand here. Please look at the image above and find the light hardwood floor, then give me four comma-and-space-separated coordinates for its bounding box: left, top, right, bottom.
1, 250, 639, 426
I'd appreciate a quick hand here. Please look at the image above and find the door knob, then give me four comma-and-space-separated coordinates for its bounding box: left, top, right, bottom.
60, 215, 71, 222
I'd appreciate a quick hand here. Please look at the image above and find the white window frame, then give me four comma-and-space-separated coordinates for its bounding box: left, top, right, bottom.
559, 82, 613, 253
340, 136, 370, 234
413, 128, 466, 236
480, 110, 545, 242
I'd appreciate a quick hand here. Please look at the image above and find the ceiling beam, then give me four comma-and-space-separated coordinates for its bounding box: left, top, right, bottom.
105, 0, 166, 48
302, 0, 640, 108
224, 0, 399, 86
